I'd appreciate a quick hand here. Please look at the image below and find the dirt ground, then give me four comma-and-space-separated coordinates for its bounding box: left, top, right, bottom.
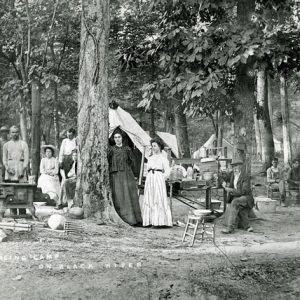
0, 129, 297, 300
1, 199, 300, 300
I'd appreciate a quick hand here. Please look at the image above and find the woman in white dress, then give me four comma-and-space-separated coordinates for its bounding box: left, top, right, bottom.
142, 137, 172, 227
37, 145, 60, 202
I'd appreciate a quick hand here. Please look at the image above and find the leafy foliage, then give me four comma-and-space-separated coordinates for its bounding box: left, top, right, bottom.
116, 0, 300, 122
0, 0, 80, 139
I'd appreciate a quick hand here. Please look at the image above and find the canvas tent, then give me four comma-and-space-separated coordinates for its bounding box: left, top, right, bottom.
109, 105, 151, 157
109, 105, 152, 177
193, 134, 233, 159
156, 131, 179, 158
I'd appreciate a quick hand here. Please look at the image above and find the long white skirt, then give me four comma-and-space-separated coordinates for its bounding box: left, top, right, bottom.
142, 171, 172, 226
37, 174, 61, 202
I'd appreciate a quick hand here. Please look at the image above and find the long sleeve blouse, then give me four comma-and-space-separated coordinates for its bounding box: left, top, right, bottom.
40, 157, 59, 176
146, 153, 170, 180
108, 145, 134, 173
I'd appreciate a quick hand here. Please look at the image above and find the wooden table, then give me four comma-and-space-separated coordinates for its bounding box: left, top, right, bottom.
168, 180, 220, 211
0, 183, 37, 218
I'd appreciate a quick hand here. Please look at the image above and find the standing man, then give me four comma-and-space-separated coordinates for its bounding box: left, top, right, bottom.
267, 157, 286, 206
59, 128, 77, 179
0, 126, 9, 181
3, 126, 29, 183
221, 158, 254, 234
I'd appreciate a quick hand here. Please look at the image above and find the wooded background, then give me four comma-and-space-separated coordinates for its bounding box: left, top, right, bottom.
1, 0, 300, 217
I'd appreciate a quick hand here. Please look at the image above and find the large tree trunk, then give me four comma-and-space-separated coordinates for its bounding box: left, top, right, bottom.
173, 98, 190, 158
77, 0, 123, 223
253, 110, 262, 160
233, 0, 256, 174
257, 68, 274, 170
19, 93, 28, 143
30, 80, 41, 180
280, 73, 292, 164
45, 117, 52, 144
267, 73, 273, 130
53, 82, 60, 148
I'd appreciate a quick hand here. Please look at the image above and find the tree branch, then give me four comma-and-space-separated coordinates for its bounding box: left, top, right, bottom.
42, 0, 59, 67
25, 0, 31, 74
56, 27, 70, 74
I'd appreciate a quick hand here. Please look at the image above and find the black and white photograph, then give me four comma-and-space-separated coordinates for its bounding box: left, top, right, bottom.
0, 0, 300, 299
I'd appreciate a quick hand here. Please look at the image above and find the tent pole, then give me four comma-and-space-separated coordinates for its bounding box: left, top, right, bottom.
138, 146, 146, 194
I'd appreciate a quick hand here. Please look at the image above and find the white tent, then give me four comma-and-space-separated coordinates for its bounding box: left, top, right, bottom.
193, 134, 233, 159
109, 106, 151, 158
156, 131, 179, 158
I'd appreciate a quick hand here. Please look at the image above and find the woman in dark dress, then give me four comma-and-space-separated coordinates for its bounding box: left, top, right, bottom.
108, 129, 142, 225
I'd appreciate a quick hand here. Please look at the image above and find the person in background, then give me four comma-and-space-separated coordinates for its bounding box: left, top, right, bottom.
221, 158, 254, 234
0, 126, 9, 181
266, 157, 286, 206
55, 149, 78, 210
108, 128, 142, 226
3, 125, 29, 183
3, 126, 29, 215
37, 145, 60, 203
58, 128, 77, 180
287, 158, 300, 203
142, 137, 172, 227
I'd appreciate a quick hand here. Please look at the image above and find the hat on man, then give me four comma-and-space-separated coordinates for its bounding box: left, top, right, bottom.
0, 126, 9, 132
231, 158, 244, 166
41, 144, 57, 155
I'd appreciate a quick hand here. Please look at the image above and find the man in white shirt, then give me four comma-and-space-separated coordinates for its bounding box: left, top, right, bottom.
221, 158, 254, 234
58, 128, 77, 179
0, 126, 9, 181
3, 126, 29, 183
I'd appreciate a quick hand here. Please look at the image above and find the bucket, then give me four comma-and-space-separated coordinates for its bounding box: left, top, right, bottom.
255, 197, 277, 213
28, 175, 36, 184
203, 171, 214, 181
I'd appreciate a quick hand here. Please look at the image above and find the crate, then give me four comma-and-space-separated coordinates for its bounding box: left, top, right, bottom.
255, 197, 277, 213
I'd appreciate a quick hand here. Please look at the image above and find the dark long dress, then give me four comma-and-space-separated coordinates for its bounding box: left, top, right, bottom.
108, 145, 142, 225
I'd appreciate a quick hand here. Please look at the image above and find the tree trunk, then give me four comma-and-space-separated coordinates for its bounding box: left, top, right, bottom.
53, 82, 60, 149
19, 93, 28, 143
30, 80, 41, 180
149, 103, 155, 137
173, 98, 190, 158
267, 73, 273, 130
280, 73, 292, 164
217, 110, 224, 157
164, 107, 173, 133
77, 0, 123, 223
253, 110, 262, 160
257, 68, 274, 170
233, 0, 256, 174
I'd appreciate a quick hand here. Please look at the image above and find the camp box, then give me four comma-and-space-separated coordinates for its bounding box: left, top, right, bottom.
0, 183, 37, 217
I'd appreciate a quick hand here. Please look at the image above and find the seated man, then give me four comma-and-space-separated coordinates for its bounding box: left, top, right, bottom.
266, 157, 286, 206
287, 158, 300, 202
222, 158, 254, 234
55, 150, 77, 210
